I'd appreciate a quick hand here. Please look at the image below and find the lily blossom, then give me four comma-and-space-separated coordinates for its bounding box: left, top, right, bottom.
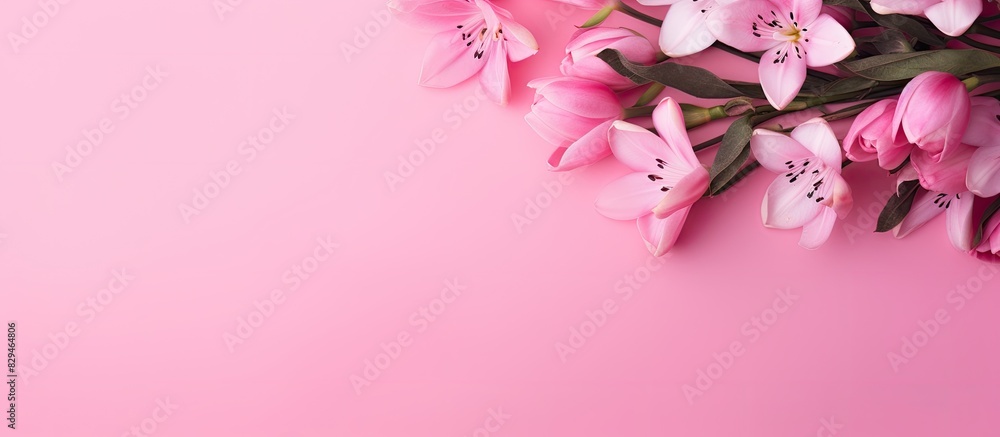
963, 97, 1000, 197
893, 166, 975, 251
870, 0, 981, 37
708, 0, 855, 109
750, 118, 853, 249
389, 0, 538, 105
637, 0, 736, 57
595, 98, 709, 256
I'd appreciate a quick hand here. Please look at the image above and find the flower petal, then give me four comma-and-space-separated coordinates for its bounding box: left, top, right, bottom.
609, 121, 690, 175
790, 118, 842, 170
946, 192, 974, 250
418, 29, 488, 88
801, 14, 855, 67
652, 98, 700, 169
498, 16, 538, 62
924, 0, 982, 37
799, 207, 837, 249
761, 172, 824, 229
659, 0, 717, 57
651, 167, 709, 219
893, 189, 946, 238
967, 145, 1000, 197
637, 207, 691, 256
547, 120, 615, 171
750, 129, 813, 173
962, 96, 1000, 148
595, 172, 668, 220
911, 144, 975, 194
479, 42, 510, 105
759, 42, 807, 110
771, 0, 823, 28
707, 1, 782, 52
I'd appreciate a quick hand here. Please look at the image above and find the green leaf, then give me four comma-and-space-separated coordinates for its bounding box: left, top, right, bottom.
709, 115, 754, 194
841, 50, 1000, 81
816, 76, 879, 96
597, 49, 765, 99
824, 0, 944, 46
875, 180, 920, 232
972, 196, 1000, 247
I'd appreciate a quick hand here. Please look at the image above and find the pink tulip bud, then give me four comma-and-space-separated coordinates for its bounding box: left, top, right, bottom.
560, 27, 657, 91
843, 99, 913, 170
892, 72, 971, 163
525, 77, 624, 171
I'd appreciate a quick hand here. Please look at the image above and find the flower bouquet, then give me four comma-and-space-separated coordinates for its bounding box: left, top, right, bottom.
390, 0, 1000, 261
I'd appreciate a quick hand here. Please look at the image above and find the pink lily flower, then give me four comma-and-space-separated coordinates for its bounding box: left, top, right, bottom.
637, 0, 737, 57
750, 118, 853, 249
891, 71, 970, 164
561, 27, 658, 91
708, 0, 855, 110
963, 97, 1000, 197
525, 77, 624, 171
893, 166, 975, 251
595, 97, 709, 256
389, 0, 538, 105
870, 0, 981, 37
842, 99, 913, 170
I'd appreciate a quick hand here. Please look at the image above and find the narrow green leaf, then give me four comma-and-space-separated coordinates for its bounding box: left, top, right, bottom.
972, 196, 1000, 247
597, 49, 764, 99
841, 50, 1000, 81
817, 76, 879, 96
875, 180, 920, 232
709, 115, 754, 194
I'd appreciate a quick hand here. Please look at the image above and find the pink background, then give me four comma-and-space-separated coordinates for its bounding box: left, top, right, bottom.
1, 1, 999, 436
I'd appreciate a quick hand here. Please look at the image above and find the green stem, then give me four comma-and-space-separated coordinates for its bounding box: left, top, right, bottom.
623, 105, 656, 119
692, 133, 725, 152
614, 1, 663, 27
634, 83, 666, 107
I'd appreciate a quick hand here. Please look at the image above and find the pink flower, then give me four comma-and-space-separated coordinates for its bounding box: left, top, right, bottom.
708, 0, 855, 110
525, 77, 624, 171
750, 118, 853, 249
389, 0, 538, 105
595, 98, 709, 256
893, 166, 975, 251
870, 0, 981, 37
561, 27, 657, 90
638, 0, 736, 56
842, 99, 912, 170
891, 71, 970, 162
963, 97, 1000, 197
549, 0, 616, 10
